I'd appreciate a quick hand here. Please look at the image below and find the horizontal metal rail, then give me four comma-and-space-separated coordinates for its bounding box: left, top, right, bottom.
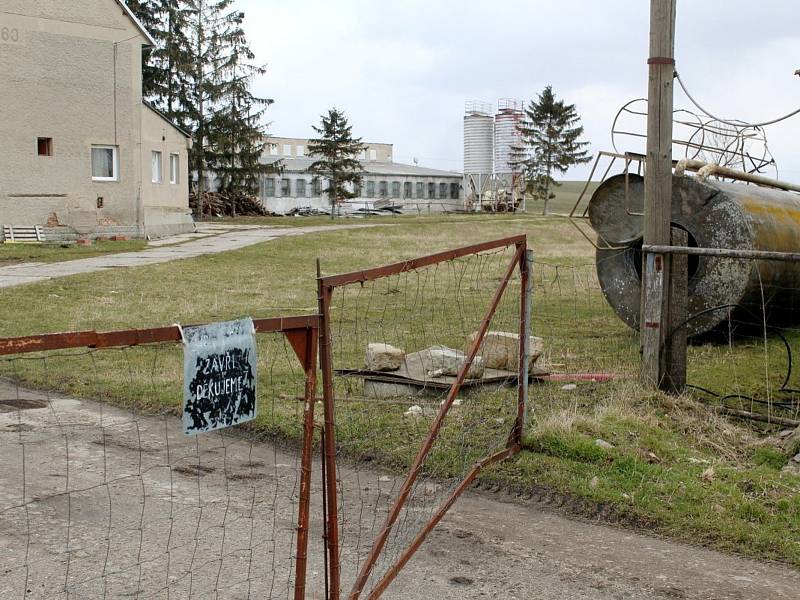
319, 234, 527, 288
642, 244, 800, 263
0, 314, 320, 356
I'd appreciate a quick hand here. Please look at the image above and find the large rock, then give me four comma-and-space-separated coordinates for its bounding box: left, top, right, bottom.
466, 331, 544, 371
409, 345, 485, 380
365, 343, 405, 372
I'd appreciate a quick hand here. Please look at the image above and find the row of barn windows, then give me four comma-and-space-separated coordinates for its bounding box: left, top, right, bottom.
263, 178, 460, 200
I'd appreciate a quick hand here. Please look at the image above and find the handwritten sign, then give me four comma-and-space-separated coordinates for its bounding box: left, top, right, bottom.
182, 318, 257, 435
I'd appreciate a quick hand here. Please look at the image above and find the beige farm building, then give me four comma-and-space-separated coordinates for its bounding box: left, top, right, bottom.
0, 0, 193, 240
255, 137, 464, 215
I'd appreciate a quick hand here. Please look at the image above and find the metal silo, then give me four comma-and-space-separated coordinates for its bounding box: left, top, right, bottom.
464, 101, 494, 176
494, 98, 524, 175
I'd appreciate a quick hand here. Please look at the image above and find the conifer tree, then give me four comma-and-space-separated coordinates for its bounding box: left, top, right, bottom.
125, 0, 191, 121
307, 109, 366, 219
517, 86, 591, 214
205, 10, 272, 196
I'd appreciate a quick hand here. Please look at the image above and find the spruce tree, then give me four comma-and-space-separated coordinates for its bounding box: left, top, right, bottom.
307, 109, 366, 219
205, 10, 272, 197
125, 1, 191, 122
517, 86, 591, 215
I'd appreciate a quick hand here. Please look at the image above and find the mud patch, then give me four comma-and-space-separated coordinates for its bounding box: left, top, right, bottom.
0, 398, 48, 412
173, 463, 216, 476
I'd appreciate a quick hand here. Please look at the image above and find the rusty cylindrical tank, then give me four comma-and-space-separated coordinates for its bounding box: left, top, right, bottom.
589, 173, 800, 336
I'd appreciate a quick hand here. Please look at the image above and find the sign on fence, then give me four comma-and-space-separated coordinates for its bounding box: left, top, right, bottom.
182, 318, 258, 435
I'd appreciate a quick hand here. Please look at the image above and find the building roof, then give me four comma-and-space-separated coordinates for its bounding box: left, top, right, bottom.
143, 101, 192, 138
114, 0, 157, 46
262, 156, 462, 178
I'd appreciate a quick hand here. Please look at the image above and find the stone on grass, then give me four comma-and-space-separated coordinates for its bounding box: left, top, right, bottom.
365, 342, 405, 372
595, 439, 614, 450
411, 345, 485, 380
466, 331, 543, 371
782, 453, 800, 476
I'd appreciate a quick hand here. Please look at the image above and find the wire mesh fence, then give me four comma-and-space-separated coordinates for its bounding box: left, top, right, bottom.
0, 323, 318, 600
530, 247, 800, 428
317, 237, 529, 599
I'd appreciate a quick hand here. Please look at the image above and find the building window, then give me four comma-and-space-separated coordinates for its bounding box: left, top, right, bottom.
169, 153, 179, 184
151, 151, 163, 183
296, 145, 305, 157
379, 181, 388, 197
416, 182, 424, 199
269, 144, 278, 155
428, 182, 436, 199
403, 182, 412, 198
450, 182, 460, 199
313, 178, 322, 196
91, 145, 118, 181
366, 180, 375, 198
369, 149, 377, 161
37, 137, 53, 156
281, 178, 291, 196
353, 182, 362, 197
439, 182, 447, 199
391, 181, 401, 198
283, 144, 291, 156
265, 177, 275, 197
296, 178, 306, 197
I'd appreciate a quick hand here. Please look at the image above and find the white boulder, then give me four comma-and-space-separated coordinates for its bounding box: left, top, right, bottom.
365, 342, 405, 372
466, 331, 543, 371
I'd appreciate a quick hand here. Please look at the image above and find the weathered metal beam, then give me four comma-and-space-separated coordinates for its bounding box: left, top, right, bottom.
0, 315, 320, 356
319, 234, 526, 288
643, 244, 800, 262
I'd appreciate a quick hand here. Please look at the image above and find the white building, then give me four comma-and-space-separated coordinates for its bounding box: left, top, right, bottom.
0, 0, 193, 240
258, 137, 464, 214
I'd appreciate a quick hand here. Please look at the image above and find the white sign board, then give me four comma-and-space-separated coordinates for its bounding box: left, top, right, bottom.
182, 318, 258, 435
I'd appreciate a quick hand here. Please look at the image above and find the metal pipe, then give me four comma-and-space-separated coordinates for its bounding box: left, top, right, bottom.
675, 158, 800, 193
294, 327, 319, 600
317, 260, 342, 600
643, 244, 800, 262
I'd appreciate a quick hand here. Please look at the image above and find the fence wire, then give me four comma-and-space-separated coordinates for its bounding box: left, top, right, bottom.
323, 245, 524, 597
0, 332, 314, 600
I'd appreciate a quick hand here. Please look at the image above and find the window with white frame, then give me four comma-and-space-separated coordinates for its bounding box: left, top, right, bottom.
151, 151, 163, 183
265, 177, 275, 197
169, 153, 179, 184
91, 145, 118, 181
283, 144, 291, 156
296, 145, 305, 157
369, 149, 377, 161
296, 178, 307, 197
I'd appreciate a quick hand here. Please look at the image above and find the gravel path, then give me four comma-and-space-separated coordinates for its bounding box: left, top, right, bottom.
1, 381, 798, 599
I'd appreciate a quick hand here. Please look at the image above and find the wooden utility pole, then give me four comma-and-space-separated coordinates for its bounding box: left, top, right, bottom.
641, 0, 678, 389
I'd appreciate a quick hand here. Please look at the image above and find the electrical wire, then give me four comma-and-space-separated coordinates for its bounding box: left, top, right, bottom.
667, 303, 800, 409
675, 71, 800, 128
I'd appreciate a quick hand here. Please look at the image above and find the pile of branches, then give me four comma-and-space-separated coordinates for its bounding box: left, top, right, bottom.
190, 191, 276, 218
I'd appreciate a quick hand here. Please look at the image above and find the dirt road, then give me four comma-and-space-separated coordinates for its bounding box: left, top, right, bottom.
1, 382, 798, 599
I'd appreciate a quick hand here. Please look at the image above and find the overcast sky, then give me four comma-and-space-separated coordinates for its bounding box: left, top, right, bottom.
239, 0, 800, 180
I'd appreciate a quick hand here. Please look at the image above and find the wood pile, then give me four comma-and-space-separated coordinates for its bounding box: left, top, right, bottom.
189, 191, 277, 218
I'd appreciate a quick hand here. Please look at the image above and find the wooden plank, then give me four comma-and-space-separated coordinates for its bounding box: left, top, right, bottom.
665, 227, 687, 393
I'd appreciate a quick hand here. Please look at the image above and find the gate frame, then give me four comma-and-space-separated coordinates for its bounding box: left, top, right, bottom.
317, 235, 533, 600
0, 314, 320, 600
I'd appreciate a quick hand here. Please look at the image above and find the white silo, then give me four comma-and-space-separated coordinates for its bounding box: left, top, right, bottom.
494, 98, 524, 176
464, 101, 494, 176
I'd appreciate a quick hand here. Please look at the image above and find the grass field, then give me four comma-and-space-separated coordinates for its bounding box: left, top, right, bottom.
0, 239, 147, 266
0, 212, 798, 567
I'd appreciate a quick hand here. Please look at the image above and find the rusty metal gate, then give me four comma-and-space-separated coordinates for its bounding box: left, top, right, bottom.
317, 235, 533, 599
0, 316, 319, 599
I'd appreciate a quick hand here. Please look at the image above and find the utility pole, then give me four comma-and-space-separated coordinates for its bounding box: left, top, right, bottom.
641, 0, 679, 389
